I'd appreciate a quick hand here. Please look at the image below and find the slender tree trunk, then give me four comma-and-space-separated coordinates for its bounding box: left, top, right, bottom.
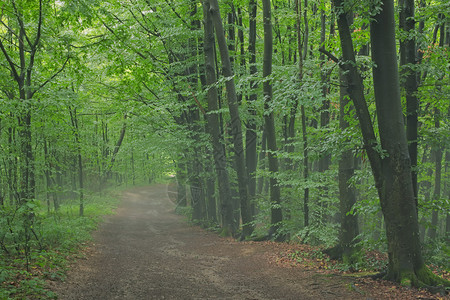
105, 116, 127, 181
188, 110, 206, 222
256, 130, 267, 195
301, 105, 309, 228
43, 139, 52, 213
262, 0, 283, 241
176, 160, 187, 207
205, 146, 217, 223
296, 0, 309, 229
399, 0, 419, 203
419, 149, 433, 242
369, 0, 439, 284
445, 150, 450, 241
69, 108, 84, 217
338, 71, 360, 264
246, 0, 258, 213
209, 0, 253, 238
203, 1, 236, 234
318, 2, 331, 174
428, 109, 442, 240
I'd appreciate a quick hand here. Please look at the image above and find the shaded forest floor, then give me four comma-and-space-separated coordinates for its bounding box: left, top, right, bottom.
47, 184, 449, 299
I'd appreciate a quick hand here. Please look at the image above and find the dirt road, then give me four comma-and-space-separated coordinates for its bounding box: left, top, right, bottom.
50, 184, 362, 299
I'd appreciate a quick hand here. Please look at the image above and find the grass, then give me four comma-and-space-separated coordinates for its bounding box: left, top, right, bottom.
0, 189, 121, 299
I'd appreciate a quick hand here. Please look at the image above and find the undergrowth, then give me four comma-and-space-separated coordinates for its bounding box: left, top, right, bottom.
0, 190, 120, 299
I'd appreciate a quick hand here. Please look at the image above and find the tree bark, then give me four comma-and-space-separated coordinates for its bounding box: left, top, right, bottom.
203, 1, 236, 234
399, 0, 419, 202
262, 0, 284, 241
333, 0, 447, 286
246, 0, 258, 212
445, 150, 450, 242
428, 109, 442, 240
69, 108, 84, 217
301, 105, 309, 228
296, 0, 309, 229
338, 71, 360, 264
369, 0, 442, 284
176, 161, 187, 207
209, 0, 253, 238
105, 116, 127, 180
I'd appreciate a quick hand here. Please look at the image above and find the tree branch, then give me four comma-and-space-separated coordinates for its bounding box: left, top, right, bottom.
319, 47, 339, 64
11, 0, 32, 48
32, 0, 42, 49
164, 0, 189, 26
0, 19, 19, 40
31, 54, 70, 97
0, 37, 20, 82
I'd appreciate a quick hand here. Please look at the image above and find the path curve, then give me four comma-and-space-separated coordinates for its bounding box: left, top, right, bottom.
50, 184, 361, 299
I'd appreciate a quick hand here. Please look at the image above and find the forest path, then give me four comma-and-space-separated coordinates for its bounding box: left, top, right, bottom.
50, 184, 361, 300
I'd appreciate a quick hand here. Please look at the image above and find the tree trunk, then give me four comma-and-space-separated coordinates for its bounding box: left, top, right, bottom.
445, 150, 450, 242
318, 5, 331, 174
69, 108, 84, 217
205, 151, 217, 223
43, 139, 52, 213
338, 71, 360, 264
296, 0, 309, 229
105, 116, 127, 182
256, 129, 267, 195
419, 149, 433, 242
176, 161, 187, 207
246, 0, 258, 213
428, 109, 442, 240
203, 1, 236, 234
369, 0, 442, 285
262, 0, 284, 241
188, 110, 206, 222
301, 105, 309, 228
333, 0, 447, 286
399, 0, 419, 202
209, 0, 253, 238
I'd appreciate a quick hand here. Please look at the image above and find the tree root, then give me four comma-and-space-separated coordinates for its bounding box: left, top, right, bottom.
370, 267, 449, 296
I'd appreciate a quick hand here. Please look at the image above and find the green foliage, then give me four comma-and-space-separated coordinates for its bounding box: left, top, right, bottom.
422, 238, 450, 272
0, 189, 120, 299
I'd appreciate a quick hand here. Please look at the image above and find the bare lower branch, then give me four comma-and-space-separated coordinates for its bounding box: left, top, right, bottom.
319, 47, 339, 64
31, 54, 70, 97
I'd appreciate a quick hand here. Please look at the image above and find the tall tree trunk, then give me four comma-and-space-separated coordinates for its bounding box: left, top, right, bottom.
246, 0, 258, 213
204, 144, 217, 223
176, 160, 187, 207
203, 1, 236, 234
69, 108, 84, 217
369, 0, 440, 284
301, 105, 309, 228
318, 2, 331, 174
18, 113, 35, 205
445, 150, 450, 242
428, 109, 442, 240
256, 130, 267, 196
333, 0, 447, 286
104, 116, 127, 182
338, 71, 360, 264
296, 0, 309, 229
399, 0, 419, 203
263, 0, 284, 241
188, 110, 206, 222
419, 149, 433, 242
209, 0, 253, 238
43, 139, 52, 213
